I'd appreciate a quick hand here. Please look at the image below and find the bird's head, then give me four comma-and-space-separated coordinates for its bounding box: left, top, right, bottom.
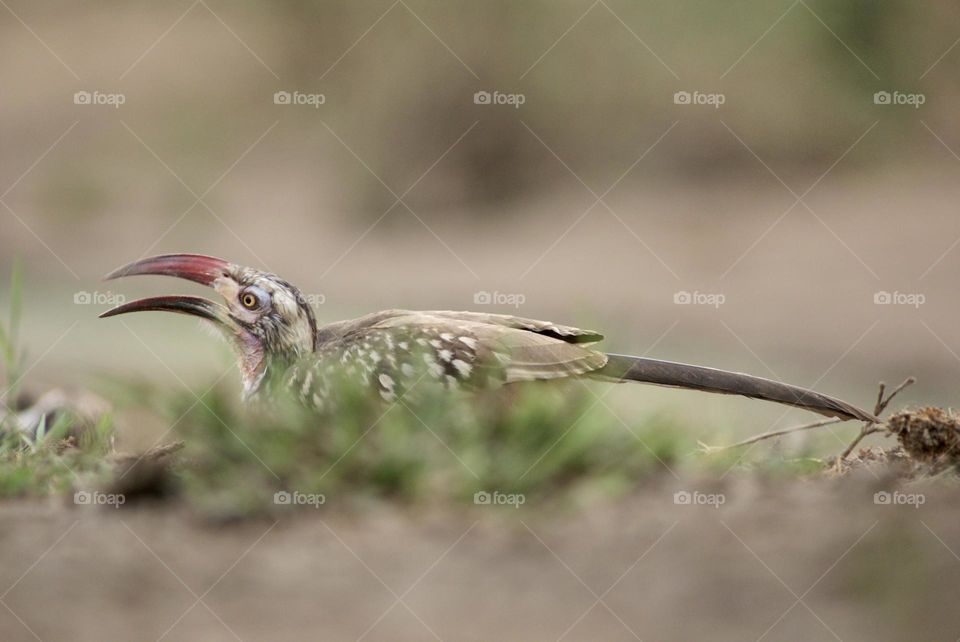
100, 254, 317, 395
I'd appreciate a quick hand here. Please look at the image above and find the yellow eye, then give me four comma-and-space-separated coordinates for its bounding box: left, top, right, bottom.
241, 292, 258, 309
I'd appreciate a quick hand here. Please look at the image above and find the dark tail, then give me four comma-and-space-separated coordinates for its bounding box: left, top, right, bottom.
595, 354, 878, 422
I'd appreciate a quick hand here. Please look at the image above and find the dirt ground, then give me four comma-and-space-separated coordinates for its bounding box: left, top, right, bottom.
2, 471, 958, 642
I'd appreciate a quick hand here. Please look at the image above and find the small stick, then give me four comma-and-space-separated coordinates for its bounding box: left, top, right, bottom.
874, 382, 886, 415
142, 440, 184, 459
110, 440, 184, 465
702, 417, 842, 452
836, 377, 915, 468
836, 425, 883, 463
877, 377, 915, 415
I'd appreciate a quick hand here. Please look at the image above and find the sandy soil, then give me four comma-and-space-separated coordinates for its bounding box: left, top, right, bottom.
1, 472, 958, 642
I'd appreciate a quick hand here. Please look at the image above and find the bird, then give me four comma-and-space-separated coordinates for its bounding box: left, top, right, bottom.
100, 253, 878, 422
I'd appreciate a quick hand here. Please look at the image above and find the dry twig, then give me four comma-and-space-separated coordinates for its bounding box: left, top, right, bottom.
109, 440, 184, 467
700, 417, 842, 452
835, 377, 915, 469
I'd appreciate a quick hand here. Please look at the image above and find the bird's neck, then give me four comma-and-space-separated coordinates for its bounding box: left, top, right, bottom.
238, 346, 308, 401
231, 328, 269, 400
238, 350, 266, 401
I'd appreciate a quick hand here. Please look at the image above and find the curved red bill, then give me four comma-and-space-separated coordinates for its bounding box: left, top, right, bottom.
104, 254, 229, 286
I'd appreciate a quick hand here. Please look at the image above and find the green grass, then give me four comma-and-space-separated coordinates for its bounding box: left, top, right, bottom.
126, 373, 693, 516
0, 258, 24, 411
0, 415, 115, 498
0, 262, 116, 498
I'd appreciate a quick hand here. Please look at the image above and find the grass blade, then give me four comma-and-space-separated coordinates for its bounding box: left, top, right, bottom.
8, 257, 21, 358
0, 259, 24, 402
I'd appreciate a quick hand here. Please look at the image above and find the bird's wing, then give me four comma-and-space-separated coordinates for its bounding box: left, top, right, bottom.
415, 310, 604, 345
335, 311, 608, 385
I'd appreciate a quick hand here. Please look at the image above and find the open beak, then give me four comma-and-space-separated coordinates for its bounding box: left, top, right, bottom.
99, 254, 232, 323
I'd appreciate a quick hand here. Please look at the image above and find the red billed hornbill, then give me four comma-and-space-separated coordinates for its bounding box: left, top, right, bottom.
100, 254, 877, 422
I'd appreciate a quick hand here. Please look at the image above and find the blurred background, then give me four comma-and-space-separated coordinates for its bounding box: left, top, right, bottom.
2, 0, 960, 445
7, 4, 960, 641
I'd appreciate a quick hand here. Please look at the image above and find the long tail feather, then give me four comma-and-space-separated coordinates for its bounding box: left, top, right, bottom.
595, 354, 878, 422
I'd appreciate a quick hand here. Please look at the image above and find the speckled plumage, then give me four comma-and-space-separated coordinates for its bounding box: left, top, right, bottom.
276, 310, 608, 410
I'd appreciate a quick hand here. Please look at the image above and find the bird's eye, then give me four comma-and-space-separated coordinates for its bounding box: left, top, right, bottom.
240, 291, 260, 310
